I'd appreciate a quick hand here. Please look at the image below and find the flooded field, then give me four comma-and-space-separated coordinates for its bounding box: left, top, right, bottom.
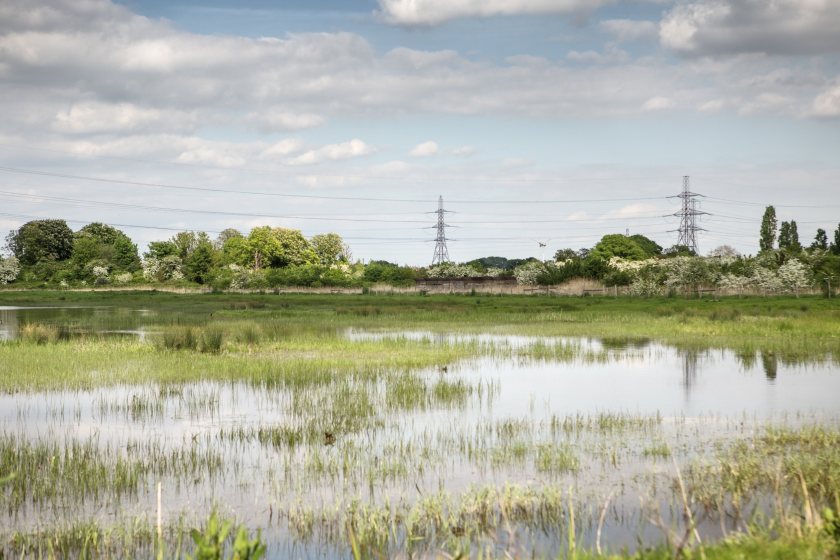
0, 294, 839, 558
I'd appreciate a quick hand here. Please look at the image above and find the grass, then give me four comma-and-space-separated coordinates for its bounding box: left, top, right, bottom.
1, 291, 839, 557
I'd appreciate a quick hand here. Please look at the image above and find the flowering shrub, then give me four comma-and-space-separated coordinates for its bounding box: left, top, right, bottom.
513, 262, 543, 286
0, 256, 20, 284
426, 263, 479, 278
112, 272, 133, 285
143, 255, 184, 282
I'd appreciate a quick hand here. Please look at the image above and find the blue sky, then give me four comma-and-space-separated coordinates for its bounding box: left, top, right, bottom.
1, 0, 839, 264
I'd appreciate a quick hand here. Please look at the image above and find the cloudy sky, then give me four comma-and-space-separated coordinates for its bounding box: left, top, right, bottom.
1, 0, 839, 264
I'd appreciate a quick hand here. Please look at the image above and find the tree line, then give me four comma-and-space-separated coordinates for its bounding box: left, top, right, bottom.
1, 212, 839, 295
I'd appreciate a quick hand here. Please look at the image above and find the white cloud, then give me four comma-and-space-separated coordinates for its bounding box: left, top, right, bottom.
52, 102, 195, 134
248, 110, 325, 132
376, 0, 604, 26
812, 83, 840, 118
698, 99, 726, 113
288, 139, 375, 165
452, 145, 476, 156
567, 44, 629, 65
260, 139, 304, 158
409, 141, 439, 157
660, 0, 840, 56
600, 19, 658, 42
641, 96, 675, 111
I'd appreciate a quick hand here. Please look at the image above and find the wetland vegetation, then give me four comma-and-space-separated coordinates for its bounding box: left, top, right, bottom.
1, 290, 839, 558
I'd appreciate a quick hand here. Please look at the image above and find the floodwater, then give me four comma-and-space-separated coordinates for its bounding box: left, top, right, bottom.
1, 308, 839, 556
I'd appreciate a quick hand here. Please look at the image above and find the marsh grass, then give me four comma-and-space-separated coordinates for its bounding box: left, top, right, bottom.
1, 291, 840, 557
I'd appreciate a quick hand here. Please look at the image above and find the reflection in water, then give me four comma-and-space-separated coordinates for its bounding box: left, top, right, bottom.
762, 351, 778, 381
681, 351, 699, 397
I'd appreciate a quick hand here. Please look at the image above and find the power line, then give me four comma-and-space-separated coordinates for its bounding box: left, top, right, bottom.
0, 165, 669, 204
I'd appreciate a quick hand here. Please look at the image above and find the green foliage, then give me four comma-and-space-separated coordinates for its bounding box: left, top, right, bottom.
272, 227, 316, 267
760, 205, 777, 253
188, 511, 265, 560
0, 255, 21, 284
112, 235, 141, 272
146, 241, 178, 260
363, 261, 416, 286
811, 228, 828, 251
628, 234, 662, 257
663, 244, 695, 257
6, 219, 74, 266
186, 241, 215, 284
832, 223, 840, 256
311, 233, 350, 266
247, 226, 281, 270
590, 234, 647, 261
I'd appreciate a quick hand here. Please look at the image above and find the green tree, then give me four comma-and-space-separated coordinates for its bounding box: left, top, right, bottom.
112, 236, 141, 272
221, 235, 251, 267
272, 228, 316, 267
759, 206, 777, 253
628, 234, 662, 258
311, 233, 350, 266
811, 228, 828, 251
590, 234, 647, 261
185, 241, 214, 284
76, 222, 124, 246
832, 223, 840, 256
247, 227, 281, 270
214, 228, 242, 250
145, 241, 178, 260
778, 221, 791, 250
6, 220, 74, 266
788, 220, 801, 252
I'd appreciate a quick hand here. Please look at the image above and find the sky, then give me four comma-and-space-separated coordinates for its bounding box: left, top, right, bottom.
1, 0, 839, 265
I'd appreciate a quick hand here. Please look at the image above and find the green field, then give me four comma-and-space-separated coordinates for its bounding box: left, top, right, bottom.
1, 291, 839, 558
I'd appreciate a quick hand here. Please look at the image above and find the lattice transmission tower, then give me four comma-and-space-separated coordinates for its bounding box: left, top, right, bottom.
670, 176, 707, 254
431, 195, 451, 266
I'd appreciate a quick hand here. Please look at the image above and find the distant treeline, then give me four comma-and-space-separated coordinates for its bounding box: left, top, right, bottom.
1, 210, 839, 295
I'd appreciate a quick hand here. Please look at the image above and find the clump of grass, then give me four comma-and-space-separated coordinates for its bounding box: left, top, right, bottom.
161, 326, 197, 351
535, 444, 580, 474
642, 442, 671, 459
19, 323, 61, 344
159, 326, 224, 353
198, 326, 225, 353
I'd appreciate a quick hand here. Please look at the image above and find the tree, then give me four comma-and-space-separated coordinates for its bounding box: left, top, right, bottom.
628, 234, 662, 258
145, 241, 178, 260
221, 235, 251, 267
112, 236, 141, 272
6, 220, 74, 266
553, 248, 578, 261
76, 223, 124, 246
590, 234, 647, 261
778, 258, 811, 297
0, 256, 20, 284
811, 229, 828, 251
789, 221, 801, 252
272, 228, 316, 267
214, 228, 242, 250
172, 231, 201, 260
311, 233, 350, 266
73, 223, 140, 273
663, 245, 696, 257
708, 245, 740, 258
759, 206, 777, 253
247, 227, 281, 270
832, 223, 840, 256
778, 221, 791, 250
185, 240, 214, 284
